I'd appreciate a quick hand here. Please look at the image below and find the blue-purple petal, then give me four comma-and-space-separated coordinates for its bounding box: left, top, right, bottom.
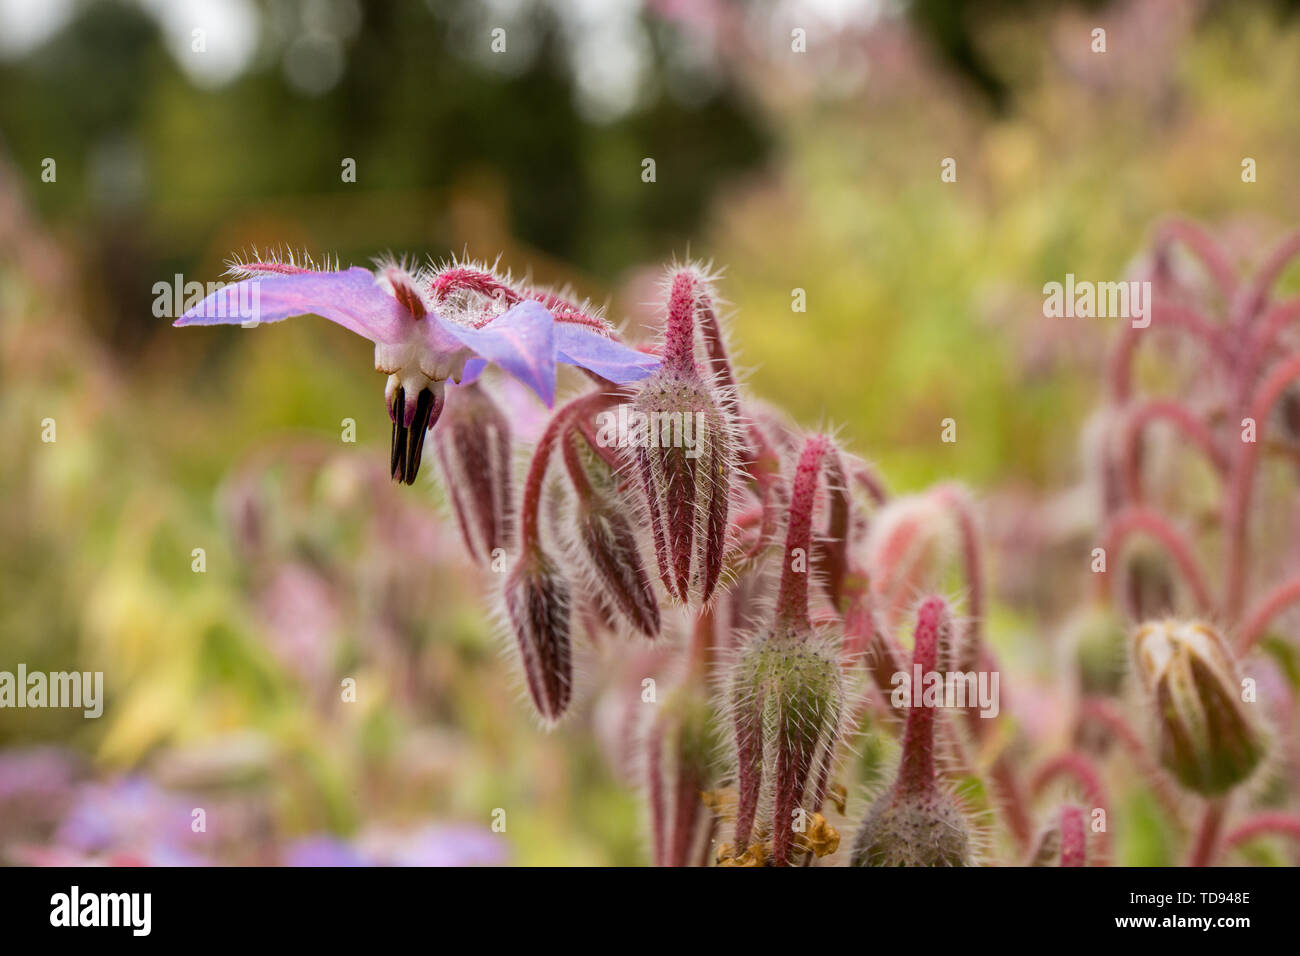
435, 301, 557, 406
458, 358, 488, 386
173, 267, 408, 344
555, 324, 661, 384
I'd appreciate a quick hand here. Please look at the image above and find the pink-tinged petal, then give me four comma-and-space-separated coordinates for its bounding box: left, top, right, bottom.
173, 267, 408, 344
435, 300, 557, 406
555, 324, 660, 384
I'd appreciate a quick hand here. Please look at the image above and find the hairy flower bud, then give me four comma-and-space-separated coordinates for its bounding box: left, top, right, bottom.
1067, 604, 1129, 698
1123, 542, 1175, 621
863, 493, 952, 628
646, 681, 715, 866
851, 597, 973, 867
850, 784, 971, 867
634, 271, 734, 606
726, 630, 844, 867
504, 550, 572, 722
1133, 619, 1265, 795
434, 382, 513, 563
564, 431, 660, 637
723, 436, 848, 867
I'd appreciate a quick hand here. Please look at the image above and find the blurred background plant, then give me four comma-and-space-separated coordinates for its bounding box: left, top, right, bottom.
3, 0, 1300, 865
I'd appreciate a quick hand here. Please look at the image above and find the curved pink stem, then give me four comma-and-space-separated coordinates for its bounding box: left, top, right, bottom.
1235, 297, 1300, 407
1120, 399, 1228, 504
1031, 753, 1112, 865
1236, 573, 1300, 654
1031, 752, 1106, 807
1224, 353, 1300, 621
1234, 230, 1300, 331
1108, 301, 1224, 404
932, 484, 984, 671
1188, 799, 1227, 867
1223, 812, 1300, 851
1096, 507, 1214, 613
775, 435, 831, 634
1152, 218, 1239, 301
1079, 698, 1184, 823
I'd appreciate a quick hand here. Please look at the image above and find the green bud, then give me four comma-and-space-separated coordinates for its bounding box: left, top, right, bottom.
1134, 619, 1265, 796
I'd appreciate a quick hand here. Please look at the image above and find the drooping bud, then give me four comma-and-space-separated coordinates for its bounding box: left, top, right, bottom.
725, 436, 845, 867
1133, 620, 1265, 795
1066, 603, 1130, 698
1123, 542, 1176, 621
501, 401, 589, 722
863, 493, 952, 629
433, 381, 513, 563
726, 630, 844, 867
851, 597, 973, 867
646, 680, 715, 866
633, 270, 735, 605
503, 549, 571, 723
563, 429, 660, 637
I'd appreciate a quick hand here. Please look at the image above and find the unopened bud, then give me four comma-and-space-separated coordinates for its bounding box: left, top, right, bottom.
646, 682, 715, 866
634, 271, 734, 605
504, 550, 572, 722
565, 432, 660, 637
1133, 619, 1265, 795
1067, 604, 1129, 698
434, 381, 513, 563
728, 630, 844, 867
851, 597, 973, 867
864, 494, 952, 627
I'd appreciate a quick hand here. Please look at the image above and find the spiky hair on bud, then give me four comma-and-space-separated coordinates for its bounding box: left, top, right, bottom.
502, 548, 573, 723
650, 258, 739, 386
630, 265, 743, 607
558, 423, 661, 638
223, 246, 340, 278
1133, 619, 1267, 796
434, 380, 514, 565
643, 676, 718, 867
720, 627, 849, 867
850, 596, 979, 867
426, 253, 617, 336
718, 436, 858, 867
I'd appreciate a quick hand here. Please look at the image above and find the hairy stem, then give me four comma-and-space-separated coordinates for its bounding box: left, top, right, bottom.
1095, 507, 1214, 613
775, 435, 831, 634
1120, 399, 1228, 504
1224, 352, 1300, 620
1188, 799, 1227, 867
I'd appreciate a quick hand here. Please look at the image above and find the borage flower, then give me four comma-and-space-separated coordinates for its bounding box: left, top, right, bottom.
175, 258, 660, 484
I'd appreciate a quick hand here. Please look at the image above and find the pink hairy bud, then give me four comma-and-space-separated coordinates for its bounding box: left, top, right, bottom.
633, 270, 734, 606
851, 597, 973, 867
434, 381, 513, 564
563, 429, 660, 637
504, 549, 572, 723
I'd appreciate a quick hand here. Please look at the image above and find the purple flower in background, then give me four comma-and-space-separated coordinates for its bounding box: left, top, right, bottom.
53, 777, 209, 866
175, 257, 660, 484
0, 746, 79, 803
284, 825, 507, 867
282, 836, 371, 868
359, 824, 508, 867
